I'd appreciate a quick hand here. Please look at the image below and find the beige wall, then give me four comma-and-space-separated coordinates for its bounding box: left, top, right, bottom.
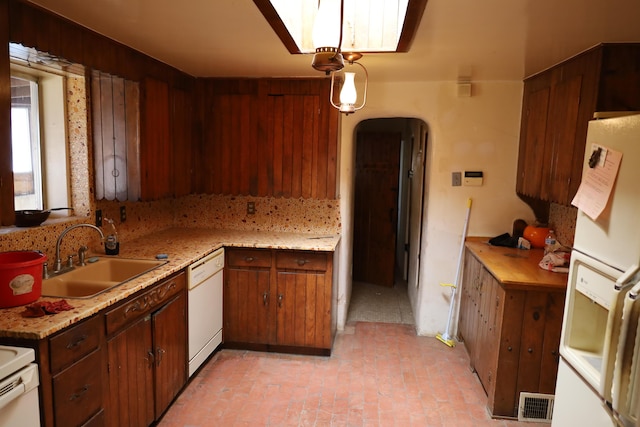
336, 79, 535, 335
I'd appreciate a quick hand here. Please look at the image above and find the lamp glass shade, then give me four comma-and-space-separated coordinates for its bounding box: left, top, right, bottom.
339, 72, 357, 105
312, 0, 341, 49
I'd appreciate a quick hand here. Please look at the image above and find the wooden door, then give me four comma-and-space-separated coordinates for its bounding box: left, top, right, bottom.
153, 293, 187, 419
353, 131, 401, 287
224, 267, 272, 344
107, 315, 154, 427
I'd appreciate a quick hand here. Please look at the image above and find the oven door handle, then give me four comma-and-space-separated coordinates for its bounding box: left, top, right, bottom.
0, 381, 26, 410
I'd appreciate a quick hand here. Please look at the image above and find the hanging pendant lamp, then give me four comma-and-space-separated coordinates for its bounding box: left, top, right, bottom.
311, 1, 368, 114
329, 54, 368, 115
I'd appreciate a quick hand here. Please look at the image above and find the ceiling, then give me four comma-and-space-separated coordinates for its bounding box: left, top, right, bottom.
25, 0, 640, 83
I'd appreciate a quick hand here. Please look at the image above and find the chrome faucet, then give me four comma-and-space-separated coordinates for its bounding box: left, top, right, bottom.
54, 224, 104, 272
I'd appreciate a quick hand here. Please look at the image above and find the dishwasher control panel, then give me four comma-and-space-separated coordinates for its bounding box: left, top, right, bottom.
187, 248, 224, 289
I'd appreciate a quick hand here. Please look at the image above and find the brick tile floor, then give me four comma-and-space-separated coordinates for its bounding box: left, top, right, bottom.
159, 322, 549, 427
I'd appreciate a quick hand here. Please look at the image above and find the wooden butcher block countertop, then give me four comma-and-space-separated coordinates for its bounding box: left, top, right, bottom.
465, 237, 568, 291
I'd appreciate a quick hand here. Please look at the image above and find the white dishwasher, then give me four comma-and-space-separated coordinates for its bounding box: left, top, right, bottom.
0, 346, 40, 427
187, 247, 224, 377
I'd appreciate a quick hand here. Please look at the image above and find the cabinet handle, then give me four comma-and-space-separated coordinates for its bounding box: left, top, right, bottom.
263, 292, 268, 306
296, 259, 309, 266
145, 350, 155, 368
156, 348, 166, 366
66, 334, 87, 349
278, 294, 283, 308
69, 385, 90, 401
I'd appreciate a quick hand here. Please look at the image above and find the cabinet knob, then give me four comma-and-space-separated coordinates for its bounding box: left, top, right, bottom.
278, 294, 284, 308
297, 259, 309, 266
263, 292, 268, 306
528, 348, 533, 353
245, 256, 255, 262
508, 346, 512, 352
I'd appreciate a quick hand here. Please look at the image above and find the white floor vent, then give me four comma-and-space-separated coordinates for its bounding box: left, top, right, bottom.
518, 392, 554, 423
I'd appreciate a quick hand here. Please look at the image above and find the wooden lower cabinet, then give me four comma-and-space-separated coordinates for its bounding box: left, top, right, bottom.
224, 248, 334, 353
105, 272, 187, 427
224, 248, 272, 344
458, 246, 566, 418
0, 271, 188, 427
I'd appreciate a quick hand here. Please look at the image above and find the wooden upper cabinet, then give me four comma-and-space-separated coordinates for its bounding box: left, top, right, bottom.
140, 76, 172, 200
171, 87, 194, 197
516, 43, 640, 206
197, 78, 339, 199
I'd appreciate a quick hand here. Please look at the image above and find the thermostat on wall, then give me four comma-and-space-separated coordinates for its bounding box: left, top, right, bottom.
464, 171, 483, 186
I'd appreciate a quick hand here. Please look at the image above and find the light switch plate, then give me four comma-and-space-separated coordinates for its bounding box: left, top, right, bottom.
452, 172, 462, 187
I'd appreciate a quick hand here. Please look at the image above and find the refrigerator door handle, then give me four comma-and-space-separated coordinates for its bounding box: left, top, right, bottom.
616, 264, 640, 292
610, 281, 640, 421
601, 275, 640, 401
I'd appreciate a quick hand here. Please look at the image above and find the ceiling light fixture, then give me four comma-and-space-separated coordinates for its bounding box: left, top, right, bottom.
312, 0, 368, 115
330, 53, 368, 115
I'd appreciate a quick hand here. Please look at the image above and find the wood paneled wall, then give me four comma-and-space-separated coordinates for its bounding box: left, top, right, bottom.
0, 0, 340, 225
196, 78, 339, 199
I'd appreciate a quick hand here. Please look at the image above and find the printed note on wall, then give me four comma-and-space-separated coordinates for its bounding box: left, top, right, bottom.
571, 143, 622, 220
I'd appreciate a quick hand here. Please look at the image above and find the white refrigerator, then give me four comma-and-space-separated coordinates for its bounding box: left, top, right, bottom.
553, 114, 640, 427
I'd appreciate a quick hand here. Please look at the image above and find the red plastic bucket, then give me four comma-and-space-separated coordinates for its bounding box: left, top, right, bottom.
0, 251, 47, 308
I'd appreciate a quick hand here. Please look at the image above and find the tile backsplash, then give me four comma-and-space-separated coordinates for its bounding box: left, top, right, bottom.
1, 195, 341, 264
548, 202, 577, 247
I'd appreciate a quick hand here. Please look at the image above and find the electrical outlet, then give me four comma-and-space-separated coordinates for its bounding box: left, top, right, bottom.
247, 201, 256, 215
452, 172, 462, 187
95, 209, 103, 227
120, 206, 127, 222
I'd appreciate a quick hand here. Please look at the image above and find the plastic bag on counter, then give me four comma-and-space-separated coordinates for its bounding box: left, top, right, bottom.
538, 250, 571, 273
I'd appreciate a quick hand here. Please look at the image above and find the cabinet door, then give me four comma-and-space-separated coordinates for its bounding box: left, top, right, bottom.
275, 251, 332, 349
171, 87, 194, 197
275, 270, 331, 348
153, 293, 187, 419
516, 79, 550, 198
539, 71, 583, 203
474, 268, 497, 389
107, 315, 154, 427
140, 77, 172, 200
459, 251, 481, 357
224, 267, 272, 344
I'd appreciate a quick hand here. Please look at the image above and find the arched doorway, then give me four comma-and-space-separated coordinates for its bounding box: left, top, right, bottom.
347, 117, 428, 325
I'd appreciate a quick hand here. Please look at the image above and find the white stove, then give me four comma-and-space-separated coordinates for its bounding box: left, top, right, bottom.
0, 345, 40, 426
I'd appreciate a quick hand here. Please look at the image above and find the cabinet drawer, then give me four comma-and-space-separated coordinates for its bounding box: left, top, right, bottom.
276, 251, 328, 271
49, 315, 101, 374
53, 349, 103, 427
105, 272, 185, 335
226, 248, 272, 268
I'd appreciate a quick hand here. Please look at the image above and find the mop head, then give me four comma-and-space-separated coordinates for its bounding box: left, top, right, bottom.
436, 333, 456, 347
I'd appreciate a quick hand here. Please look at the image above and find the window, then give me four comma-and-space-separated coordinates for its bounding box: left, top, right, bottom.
11, 75, 43, 210
10, 64, 71, 213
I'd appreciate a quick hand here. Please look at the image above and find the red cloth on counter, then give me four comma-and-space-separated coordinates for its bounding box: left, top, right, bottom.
22, 300, 74, 317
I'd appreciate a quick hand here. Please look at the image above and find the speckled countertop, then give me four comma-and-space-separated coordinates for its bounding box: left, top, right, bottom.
0, 228, 340, 340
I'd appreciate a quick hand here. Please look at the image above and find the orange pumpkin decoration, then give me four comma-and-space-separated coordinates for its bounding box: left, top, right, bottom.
523, 225, 551, 249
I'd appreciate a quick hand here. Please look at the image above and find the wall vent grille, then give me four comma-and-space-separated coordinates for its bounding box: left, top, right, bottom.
518, 392, 554, 423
